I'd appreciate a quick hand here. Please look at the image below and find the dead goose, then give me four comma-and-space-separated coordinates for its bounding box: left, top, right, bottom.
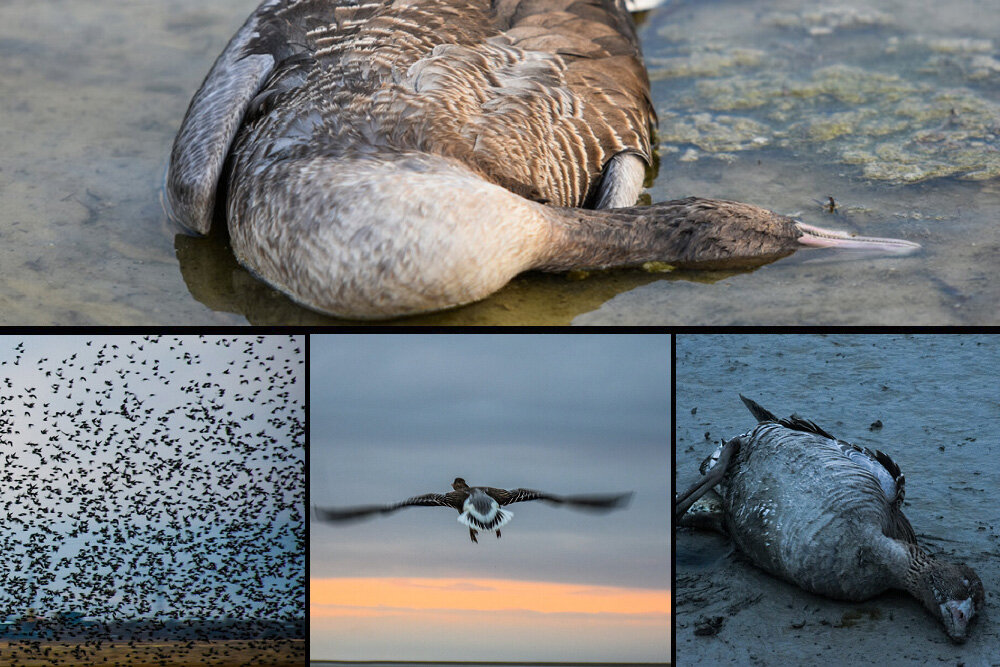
166, 0, 919, 319
314, 477, 632, 542
676, 395, 983, 643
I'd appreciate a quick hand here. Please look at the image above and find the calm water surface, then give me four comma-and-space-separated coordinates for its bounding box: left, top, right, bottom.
1, 1, 996, 324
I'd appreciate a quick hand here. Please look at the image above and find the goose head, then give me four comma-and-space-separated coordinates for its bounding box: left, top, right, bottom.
452, 477, 470, 491
913, 558, 984, 643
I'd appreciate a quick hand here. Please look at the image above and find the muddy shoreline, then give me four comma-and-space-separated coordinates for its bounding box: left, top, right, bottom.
675, 334, 1000, 665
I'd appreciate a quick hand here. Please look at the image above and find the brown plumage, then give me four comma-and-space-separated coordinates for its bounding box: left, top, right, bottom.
166, 0, 919, 319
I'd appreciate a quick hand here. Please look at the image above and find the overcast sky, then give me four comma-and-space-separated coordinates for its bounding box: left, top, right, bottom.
310, 334, 670, 662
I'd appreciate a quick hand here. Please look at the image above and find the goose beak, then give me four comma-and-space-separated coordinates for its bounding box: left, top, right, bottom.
940, 597, 976, 643
794, 221, 922, 255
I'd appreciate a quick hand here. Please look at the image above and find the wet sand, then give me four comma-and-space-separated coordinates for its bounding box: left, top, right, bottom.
675, 334, 1000, 665
0, 639, 304, 666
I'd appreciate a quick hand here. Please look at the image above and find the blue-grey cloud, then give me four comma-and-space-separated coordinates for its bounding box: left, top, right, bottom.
310, 334, 669, 590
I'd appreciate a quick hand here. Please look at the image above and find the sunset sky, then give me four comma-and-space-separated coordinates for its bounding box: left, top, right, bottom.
310, 334, 670, 662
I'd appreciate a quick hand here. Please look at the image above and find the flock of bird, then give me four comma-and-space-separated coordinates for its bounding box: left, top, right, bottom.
0, 335, 304, 658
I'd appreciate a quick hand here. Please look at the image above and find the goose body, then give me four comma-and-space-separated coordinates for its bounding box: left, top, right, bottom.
167, 0, 919, 318
315, 477, 632, 542
676, 396, 983, 642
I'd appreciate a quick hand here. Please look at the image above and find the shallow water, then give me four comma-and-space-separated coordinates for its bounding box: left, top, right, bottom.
583, 0, 1000, 325
675, 334, 1000, 663
0, 1, 255, 324
1, 0, 996, 323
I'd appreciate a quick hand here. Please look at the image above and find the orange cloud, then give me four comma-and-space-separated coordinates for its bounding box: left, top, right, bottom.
311, 577, 670, 617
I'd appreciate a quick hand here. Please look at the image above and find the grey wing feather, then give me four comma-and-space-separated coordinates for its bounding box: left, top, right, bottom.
313, 493, 452, 522
501, 488, 633, 511
834, 441, 902, 504
740, 395, 837, 440
165, 0, 289, 234
592, 151, 647, 209
739, 394, 779, 423
497, 488, 558, 505
314, 503, 398, 521
836, 441, 916, 543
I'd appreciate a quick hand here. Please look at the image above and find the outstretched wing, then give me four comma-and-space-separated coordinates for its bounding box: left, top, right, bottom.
491, 488, 633, 511
313, 492, 455, 522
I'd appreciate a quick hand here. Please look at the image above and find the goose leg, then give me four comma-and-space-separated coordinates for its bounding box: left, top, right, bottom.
675, 437, 740, 520
495, 529, 501, 539
469, 527, 479, 543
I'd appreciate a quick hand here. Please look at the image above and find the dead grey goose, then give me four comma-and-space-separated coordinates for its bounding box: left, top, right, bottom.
166, 0, 920, 319
676, 395, 984, 643
314, 477, 632, 542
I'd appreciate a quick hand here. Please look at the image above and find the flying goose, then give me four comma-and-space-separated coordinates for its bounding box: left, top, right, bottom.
314, 477, 633, 542
166, 0, 919, 319
676, 395, 984, 643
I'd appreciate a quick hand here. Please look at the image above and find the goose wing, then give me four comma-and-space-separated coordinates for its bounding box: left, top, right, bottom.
836, 440, 916, 544
488, 487, 633, 511
481, 0, 655, 207
740, 394, 915, 544
740, 394, 837, 440
166, 0, 320, 233
314, 491, 459, 522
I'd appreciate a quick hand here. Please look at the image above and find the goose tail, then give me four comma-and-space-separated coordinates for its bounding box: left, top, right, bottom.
458, 507, 513, 532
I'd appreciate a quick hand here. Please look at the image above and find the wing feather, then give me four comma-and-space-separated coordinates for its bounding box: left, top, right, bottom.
494, 488, 633, 510
313, 492, 453, 522
166, 0, 297, 234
